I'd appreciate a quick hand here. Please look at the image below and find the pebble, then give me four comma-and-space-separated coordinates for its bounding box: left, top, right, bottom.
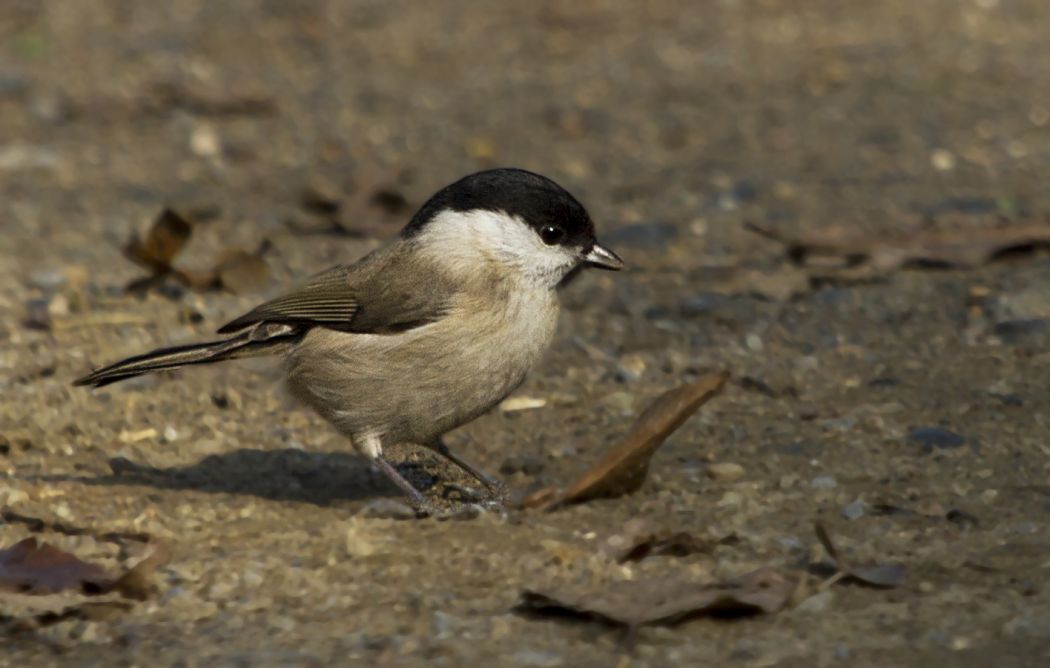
796, 590, 834, 613
356, 498, 417, 520
716, 491, 743, 507
841, 499, 866, 520
745, 333, 764, 352
930, 148, 956, 171
993, 319, 1047, 344
810, 475, 838, 490
28, 268, 67, 291
908, 427, 966, 453
946, 509, 979, 528
614, 354, 646, 382
706, 462, 745, 481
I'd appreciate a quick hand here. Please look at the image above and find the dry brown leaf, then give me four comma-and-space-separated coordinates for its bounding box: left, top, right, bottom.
599, 518, 715, 563
610, 531, 711, 564
748, 221, 1050, 273
108, 540, 170, 601
521, 371, 730, 511
122, 208, 271, 296
123, 208, 192, 274
0, 536, 169, 600
517, 566, 799, 629
0, 538, 109, 595
815, 522, 906, 589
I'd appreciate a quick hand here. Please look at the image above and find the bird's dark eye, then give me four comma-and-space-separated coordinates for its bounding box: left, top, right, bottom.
539, 224, 565, 245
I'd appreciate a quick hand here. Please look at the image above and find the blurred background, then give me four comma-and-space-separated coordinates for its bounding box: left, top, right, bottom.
3, 1, 1050, 664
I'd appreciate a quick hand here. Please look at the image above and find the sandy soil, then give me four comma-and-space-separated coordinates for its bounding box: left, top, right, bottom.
2, 0, 1050, 665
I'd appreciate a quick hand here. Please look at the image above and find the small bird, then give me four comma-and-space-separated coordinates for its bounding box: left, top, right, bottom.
75, 168, 623, 514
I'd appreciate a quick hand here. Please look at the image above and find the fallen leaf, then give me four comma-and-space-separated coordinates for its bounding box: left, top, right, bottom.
748, 220, 1050, 274
517, 566, 799, 630
607, 530, 711, 564
1, 601, 134, 634
122, 209, 272, 296
814, 522, 906, 588
108, 540, 170, 601
0, 538, 108, 595
123, 208, 192, 274
521, 371, 730, 511
0, 535, 169, 600
499, 396, 547, 412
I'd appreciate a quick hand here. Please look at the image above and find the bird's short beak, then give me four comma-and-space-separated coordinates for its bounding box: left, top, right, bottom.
583, 242, 624, 271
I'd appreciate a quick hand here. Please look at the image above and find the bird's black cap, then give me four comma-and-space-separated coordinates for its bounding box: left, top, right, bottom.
401, 168, 597, 249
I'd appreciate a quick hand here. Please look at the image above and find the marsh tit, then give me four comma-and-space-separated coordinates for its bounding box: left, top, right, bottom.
75, 168, 624, 514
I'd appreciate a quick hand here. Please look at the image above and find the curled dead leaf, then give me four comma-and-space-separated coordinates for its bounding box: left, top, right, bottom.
748, 220, 1050, 274
0, 537, 109, 595
122, 208, 272, 296
814, 522, 906, 588
517, 566, 800, 630
123, 208, 192, 274
521, 371, 730, 511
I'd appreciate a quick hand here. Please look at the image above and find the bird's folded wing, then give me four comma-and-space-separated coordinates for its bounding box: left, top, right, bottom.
217, 254, 454, 335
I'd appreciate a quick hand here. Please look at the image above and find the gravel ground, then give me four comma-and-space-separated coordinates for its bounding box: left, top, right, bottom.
2, 0, 1050, 665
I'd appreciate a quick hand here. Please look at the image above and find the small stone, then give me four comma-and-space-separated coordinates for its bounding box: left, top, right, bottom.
356, 498, 417, 520
796, 590, 834, 613
190, 124, 221, 157
706, 462, 745, 481
163, 426, 179, 443
119, 428, 158, 444
810, 476, 838, 490
717, 491, 743, 507
931, 148, 956, 171
908, 427, 966, 453
615, 354, 646, 382
842, 499, 866, 520
1, 489, 29, 505
47, 293, 69, 317
745, 333, 764, 351
946, 508, 979, 528
993, 319, 1047, 344
28, 268, 67, 291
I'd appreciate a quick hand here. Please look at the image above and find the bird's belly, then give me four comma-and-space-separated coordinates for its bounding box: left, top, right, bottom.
285, 293, 558, 445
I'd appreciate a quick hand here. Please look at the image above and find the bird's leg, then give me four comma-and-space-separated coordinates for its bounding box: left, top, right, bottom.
428, 437, 507, 501
372, 456, 435, 515
360, 432, 435, 516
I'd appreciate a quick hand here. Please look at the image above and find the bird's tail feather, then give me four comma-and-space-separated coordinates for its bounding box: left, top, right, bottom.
73, 330, 292, 388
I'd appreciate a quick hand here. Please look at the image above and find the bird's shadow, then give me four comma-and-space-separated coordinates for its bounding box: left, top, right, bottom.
35, 448, 448, 507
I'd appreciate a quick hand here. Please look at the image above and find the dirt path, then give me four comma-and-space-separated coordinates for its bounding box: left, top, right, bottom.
2, 1, 1049, 665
